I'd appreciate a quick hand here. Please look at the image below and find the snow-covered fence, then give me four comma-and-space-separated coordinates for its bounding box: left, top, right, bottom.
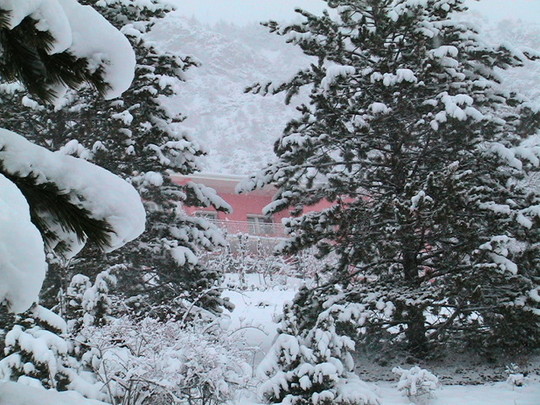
207, 219, 286, 238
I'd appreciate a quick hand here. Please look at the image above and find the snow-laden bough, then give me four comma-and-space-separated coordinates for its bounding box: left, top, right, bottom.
0, 129, 145, 312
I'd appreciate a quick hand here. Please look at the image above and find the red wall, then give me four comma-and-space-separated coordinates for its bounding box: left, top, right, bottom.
182, 192, 288, 222
173, 175, 333, 225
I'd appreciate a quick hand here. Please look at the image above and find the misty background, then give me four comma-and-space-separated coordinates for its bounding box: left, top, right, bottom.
152, 0, 540, 175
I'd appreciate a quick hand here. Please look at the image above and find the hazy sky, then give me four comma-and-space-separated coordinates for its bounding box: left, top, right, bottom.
170, 0, 540, 25
169, 0, 324, 24
467, 0, 540, 22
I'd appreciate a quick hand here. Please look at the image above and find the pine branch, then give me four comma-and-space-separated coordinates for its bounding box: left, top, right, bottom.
0, 15, 110, 103
0, 166, 112, 255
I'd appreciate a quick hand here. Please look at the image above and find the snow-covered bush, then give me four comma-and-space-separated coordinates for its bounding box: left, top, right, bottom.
506, 363, 527, 387
204, 234, 292, 277
79, 317, 253, 405
65, 268, 118, 334
203, 240, 335, 291
506, 373, 525, 387
507, 373, 526, 388
392, 366, 439, 402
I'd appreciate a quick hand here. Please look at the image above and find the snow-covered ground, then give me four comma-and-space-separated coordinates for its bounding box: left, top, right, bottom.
372, 382, 539, 405
0, 276, 537, 405
234, 382, 540, 405
222, 273, 307, 362
221, 273, 540, 405
0, 382, 107, 405
237, 382, 540, 405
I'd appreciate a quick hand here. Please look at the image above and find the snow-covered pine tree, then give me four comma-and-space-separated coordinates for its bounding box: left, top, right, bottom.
242, 0, 540, 355
258, 287, 380, 405
0, 305, 72, 388
2, 0, 233, 318
65, 268, 118, 335
0, 3, 143, 404
0, 0, 143, 314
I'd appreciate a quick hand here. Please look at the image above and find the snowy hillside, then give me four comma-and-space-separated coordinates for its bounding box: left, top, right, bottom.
149, 13, 539, 176
149, 15, 312, 175
463, 14, 540, 100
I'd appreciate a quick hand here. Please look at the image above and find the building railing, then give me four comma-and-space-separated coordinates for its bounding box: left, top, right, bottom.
208, 219, 286, 238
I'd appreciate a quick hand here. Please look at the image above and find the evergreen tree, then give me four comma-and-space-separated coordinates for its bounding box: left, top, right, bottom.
64, 268, 118, 335
0, 0, 142, 315
0, 3, 143, 403
243, 0, 540, 355
258, 287, 380, 405
1, 0, 233, 317
0, 305, 104, 399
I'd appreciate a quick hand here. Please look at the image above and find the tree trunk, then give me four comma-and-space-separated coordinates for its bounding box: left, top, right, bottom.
405, 305, 428, 356
402, 250, 419, 282
402, 250, 429, 356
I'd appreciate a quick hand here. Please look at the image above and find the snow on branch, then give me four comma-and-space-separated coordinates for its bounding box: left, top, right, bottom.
0, 129, 145, 312
0, 0, 136, 101
0, 173, 46, 313
0, 129, 146, 255
184, 181, 232, 213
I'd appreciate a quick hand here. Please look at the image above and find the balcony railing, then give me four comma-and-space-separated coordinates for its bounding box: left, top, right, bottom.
208, 219, 286, 238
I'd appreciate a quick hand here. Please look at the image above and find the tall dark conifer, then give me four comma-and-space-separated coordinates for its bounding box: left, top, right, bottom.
243, 0, 540, 355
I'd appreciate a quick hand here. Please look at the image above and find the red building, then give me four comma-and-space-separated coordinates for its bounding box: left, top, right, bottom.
171, 173, 330, 241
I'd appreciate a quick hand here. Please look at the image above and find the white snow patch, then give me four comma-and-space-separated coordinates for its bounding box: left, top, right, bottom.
0, 174, 46, 313
321, 65, 355, 91
0, 381, 107, 405
170, 246, 198, 266
370, 102, 391, 114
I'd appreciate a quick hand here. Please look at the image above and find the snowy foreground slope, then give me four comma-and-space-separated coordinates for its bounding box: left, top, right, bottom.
0, 382, 106, 405
223, 276, 540, 405
0, 276, 537, 404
